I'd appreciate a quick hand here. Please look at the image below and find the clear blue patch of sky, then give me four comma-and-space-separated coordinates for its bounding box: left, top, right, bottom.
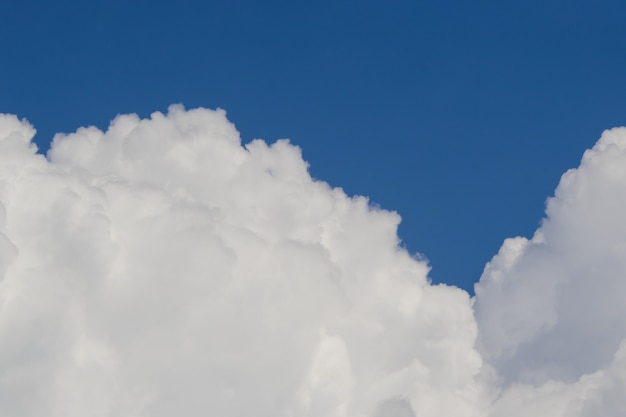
2, 0, 626, 293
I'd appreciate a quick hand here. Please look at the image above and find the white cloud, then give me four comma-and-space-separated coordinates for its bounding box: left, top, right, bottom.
2, 107, 626, 416
475, 127, 626, 415
0, 108, 485, 417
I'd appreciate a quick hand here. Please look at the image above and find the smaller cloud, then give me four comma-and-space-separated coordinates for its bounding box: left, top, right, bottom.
474, 127, 626, 415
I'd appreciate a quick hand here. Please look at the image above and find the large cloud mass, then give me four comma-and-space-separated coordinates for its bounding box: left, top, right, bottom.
0, 107, 484, 417
0, 106, 625, 416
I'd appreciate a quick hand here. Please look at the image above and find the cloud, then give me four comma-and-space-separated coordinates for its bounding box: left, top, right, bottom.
0, 108, 485, 417
2, 107, 626, 416
475, 127, 626, 415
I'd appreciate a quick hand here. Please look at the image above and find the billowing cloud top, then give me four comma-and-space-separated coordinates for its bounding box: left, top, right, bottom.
0, 106, 625, 416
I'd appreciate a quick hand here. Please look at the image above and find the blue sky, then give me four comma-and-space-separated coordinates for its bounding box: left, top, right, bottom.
2, 0, 626, 292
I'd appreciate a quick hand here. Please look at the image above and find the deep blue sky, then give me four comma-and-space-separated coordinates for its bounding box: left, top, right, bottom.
2, 0, 626, 293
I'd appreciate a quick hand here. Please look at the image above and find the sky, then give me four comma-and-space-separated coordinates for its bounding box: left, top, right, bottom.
2, 2, 626, 416
3, 0, 626, 291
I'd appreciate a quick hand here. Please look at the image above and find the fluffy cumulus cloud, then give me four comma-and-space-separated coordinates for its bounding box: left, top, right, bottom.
475, 127, 626, 416
0, 107, 485, 417
0, 106, 625, 416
